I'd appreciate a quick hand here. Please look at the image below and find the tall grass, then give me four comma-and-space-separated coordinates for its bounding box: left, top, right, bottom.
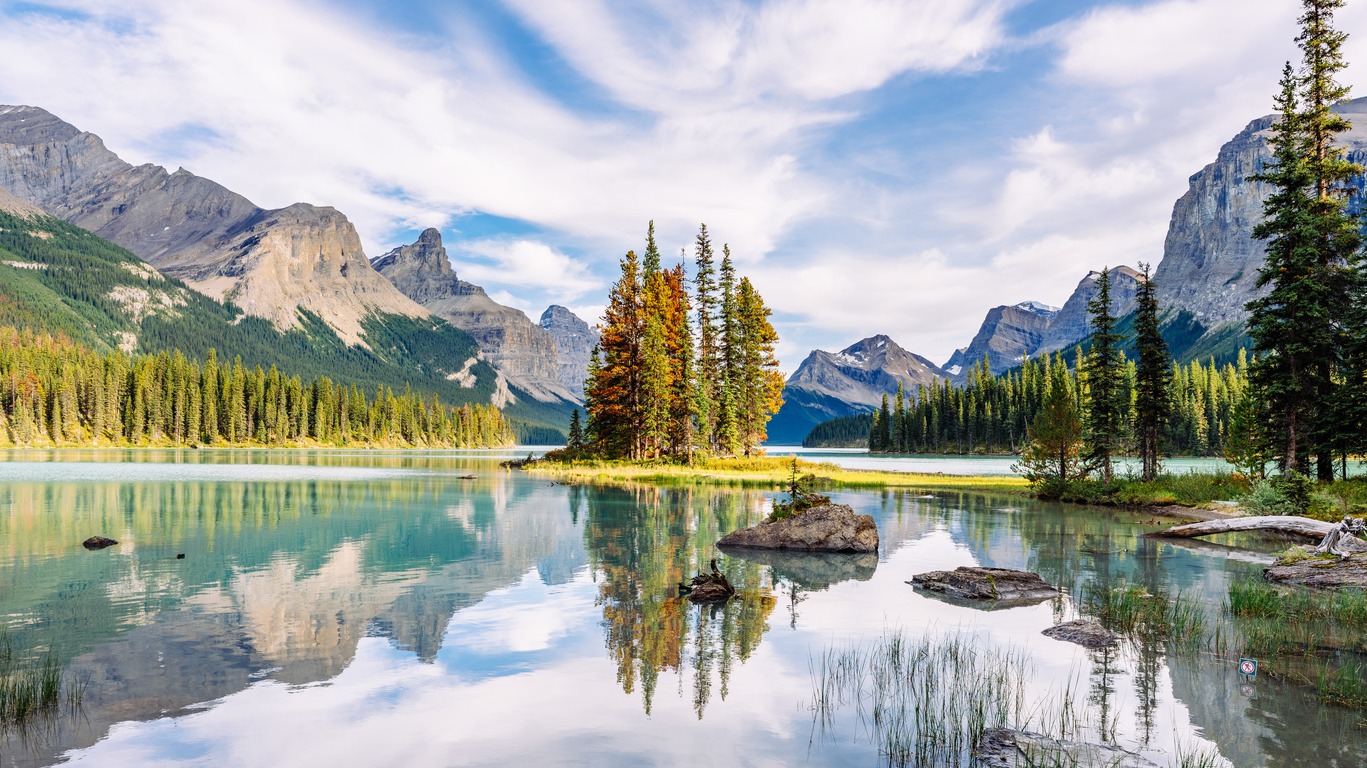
0, 634, 81, 728
809, 630, 1155, 767
527, 455, 1031, 493
1228, 579, 1367, 626
1084, 582, 1205, 646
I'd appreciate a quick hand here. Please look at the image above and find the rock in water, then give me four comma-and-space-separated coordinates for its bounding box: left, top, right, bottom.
716, 504, 878, 553
909, 567, 1057, 601
973, 728, 1159, 767
1041, 619, 1119, 649
82, 536, 118, 550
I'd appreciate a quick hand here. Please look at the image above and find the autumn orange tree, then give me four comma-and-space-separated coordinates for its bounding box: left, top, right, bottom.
585, 222, 784, 460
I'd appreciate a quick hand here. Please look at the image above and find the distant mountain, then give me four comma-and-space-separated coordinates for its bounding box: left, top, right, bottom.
1035, 266, 1143, 358
766, 335, 945, 444
942, 301, 1058, 378
372, 228, 576, 404
539, 305, 599, 399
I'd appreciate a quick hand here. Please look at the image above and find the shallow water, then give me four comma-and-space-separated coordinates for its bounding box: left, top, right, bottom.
0, 449, 1361, 767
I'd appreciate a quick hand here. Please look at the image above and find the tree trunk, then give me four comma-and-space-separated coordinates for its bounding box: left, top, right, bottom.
1148, 515, 1335, 541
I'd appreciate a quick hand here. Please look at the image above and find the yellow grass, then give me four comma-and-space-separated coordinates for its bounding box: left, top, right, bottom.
524, 456, 1030, 493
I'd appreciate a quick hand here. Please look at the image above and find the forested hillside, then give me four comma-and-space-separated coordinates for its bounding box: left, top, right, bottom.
0, 208, 559, 440
0, 328, 513, 447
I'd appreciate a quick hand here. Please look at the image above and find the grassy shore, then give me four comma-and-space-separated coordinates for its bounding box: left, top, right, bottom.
524, 455, 1031, 493
516, 453, 1027, 489
523, 454, 1271, 515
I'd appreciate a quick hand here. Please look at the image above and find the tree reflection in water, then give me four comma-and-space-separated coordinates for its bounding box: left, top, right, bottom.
581, 484, 776, 717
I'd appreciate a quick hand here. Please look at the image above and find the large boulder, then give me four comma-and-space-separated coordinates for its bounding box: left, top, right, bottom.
82, 535, 118, 550
716, 504, 878, 553
909, 567, 1057, 602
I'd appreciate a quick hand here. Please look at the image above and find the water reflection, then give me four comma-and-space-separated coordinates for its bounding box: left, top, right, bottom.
582, 485, 776, 717
1, 453, 1365, 766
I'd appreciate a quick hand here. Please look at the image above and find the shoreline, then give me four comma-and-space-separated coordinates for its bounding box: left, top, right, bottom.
521, 456, 1241, 522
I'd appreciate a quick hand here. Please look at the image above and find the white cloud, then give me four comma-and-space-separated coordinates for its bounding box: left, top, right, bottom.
4, 0, 1363, 368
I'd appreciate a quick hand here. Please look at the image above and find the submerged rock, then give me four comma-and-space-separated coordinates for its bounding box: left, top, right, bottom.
716, 504, 877, 553
1265, 552, 1367, 589
82, 536, 118, 550
1041, 619, 1119, 649
973, 728, 1159, 767
909, 567, 1057, 602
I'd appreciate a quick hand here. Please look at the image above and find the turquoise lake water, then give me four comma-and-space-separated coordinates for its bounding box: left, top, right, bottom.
0, 448, 1359, 767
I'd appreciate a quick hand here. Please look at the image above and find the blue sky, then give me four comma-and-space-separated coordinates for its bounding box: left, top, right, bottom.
0, 0, 1357, 370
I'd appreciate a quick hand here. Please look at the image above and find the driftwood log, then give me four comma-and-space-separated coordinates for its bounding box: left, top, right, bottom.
1150, 515, 1335, 541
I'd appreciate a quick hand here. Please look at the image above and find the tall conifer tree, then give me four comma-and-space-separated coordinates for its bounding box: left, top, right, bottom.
1083, 268, 1125, 483
1133, 263, 1171, 482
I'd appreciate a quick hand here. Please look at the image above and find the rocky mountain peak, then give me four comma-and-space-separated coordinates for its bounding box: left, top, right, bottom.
539, 305, 600, 399
373, 230, 577, 404
1152, 96, 1367, 330
0, 104, 428, 346
1034, 266, 1142, 358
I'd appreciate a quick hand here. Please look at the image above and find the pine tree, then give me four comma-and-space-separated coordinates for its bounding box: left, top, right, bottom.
715, 245, 741, 456
734, 277, 784, 453
1015, 361, 1085, 485
1132, 263, 1171, 482
1299, 0, 1362, 480
693, 225, 719, 452
1083, 268, 1126, 483
584, 250, 645, 458
568, 408, 584, 451
1247, 64, 1321, 475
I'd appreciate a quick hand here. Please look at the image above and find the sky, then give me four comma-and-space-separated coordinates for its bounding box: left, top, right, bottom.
0, 0, 1363, 372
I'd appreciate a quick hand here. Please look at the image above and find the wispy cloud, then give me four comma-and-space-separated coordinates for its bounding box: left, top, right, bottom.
0, 0, 1358, 365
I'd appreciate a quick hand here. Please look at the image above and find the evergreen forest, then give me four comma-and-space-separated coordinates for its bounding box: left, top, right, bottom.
0, 327, 514, 447
0, 209, 564, 441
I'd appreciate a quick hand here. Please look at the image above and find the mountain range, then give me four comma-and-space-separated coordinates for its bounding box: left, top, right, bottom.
4, 94, 1364, 446
770, 98, 1367, 443
0, 105, 598, 438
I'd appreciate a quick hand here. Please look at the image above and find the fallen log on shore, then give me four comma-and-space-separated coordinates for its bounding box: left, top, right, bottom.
1147, 516, 1367, 555
1147, 515, 1334, 541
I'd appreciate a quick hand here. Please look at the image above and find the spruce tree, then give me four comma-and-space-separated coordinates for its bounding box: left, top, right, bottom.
693, 225, 719, 452
1015, 361, 1085, 486
568, 408, 584, 451
1132, 263, 1171, 482
1299, 0, 1362, 480
1247, 64, 1321, 475
1083, 268, 1126, 483
734, 277, 784, 453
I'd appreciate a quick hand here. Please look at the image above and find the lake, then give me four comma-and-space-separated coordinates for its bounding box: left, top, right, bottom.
0, 448, 1360, 767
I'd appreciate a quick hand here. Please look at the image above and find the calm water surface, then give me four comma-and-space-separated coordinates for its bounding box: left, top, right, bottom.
0, 449, 1360, 767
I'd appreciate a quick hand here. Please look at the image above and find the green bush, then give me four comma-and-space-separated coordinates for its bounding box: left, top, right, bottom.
1240, 479, 1296, 516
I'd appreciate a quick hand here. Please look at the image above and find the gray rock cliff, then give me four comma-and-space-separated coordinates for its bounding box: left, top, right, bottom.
1153, 97, 1367, 329
942, 301, 1058, 378
0, 104, 427, 346
372, 228, 575, 403
538, 305, 599, 399
1035, 266, 1143, 357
